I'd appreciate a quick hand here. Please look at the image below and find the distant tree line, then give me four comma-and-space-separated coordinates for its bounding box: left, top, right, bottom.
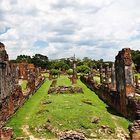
10, 50, 140, 73
10, 54, 49, 69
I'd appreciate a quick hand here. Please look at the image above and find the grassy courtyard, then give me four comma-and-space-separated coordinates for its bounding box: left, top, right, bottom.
6, 75, 130, 139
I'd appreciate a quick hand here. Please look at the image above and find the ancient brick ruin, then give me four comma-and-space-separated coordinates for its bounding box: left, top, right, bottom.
48, 80, 83, 94
0, 43, 140, 139
80, 48, 140, 140
48, 86, 83, 94
0, 42, 45, 139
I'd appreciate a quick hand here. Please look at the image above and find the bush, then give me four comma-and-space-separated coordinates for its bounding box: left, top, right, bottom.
67, 69, 73, 75
77, 65, 90, 74
50, 69, 60, 77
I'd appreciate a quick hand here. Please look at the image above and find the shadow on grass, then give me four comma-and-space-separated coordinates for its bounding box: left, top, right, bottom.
106, 106, 123, 117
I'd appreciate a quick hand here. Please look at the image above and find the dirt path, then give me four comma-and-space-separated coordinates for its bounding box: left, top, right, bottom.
111, 115, 129, 140
22, 125, 46, 140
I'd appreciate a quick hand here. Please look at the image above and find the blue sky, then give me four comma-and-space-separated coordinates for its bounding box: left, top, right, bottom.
0, 0, 140, 60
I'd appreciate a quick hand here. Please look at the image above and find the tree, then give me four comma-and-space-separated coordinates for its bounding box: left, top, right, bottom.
16, 55, 32, 63
131, 50, 140, 72
49, 58, 70, 70
67, 69, 73, 75
77, 65, 90, 74
31, 54, 49, 69
50, 69, 60, 77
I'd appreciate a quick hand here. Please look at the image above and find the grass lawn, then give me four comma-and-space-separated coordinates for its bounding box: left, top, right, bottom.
6, 79, 52, 138
6, 75, 130, 139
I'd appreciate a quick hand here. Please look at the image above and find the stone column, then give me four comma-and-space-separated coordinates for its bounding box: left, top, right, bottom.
88, 67, 93, 80
111, 63, 116, 90
115, 48, 135, 115
105, 63, 109, 86
72, 54, 77, 84
99, 64, 103, 84
0, 62, 7, 99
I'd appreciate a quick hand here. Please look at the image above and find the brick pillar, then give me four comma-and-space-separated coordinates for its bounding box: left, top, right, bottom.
99, 64, 103, 84
88, 67, 93, 80
105, 64, 109, 86
0, 62, 8, 102
72, 55, 77, 84
111, 63, 116, 91
115, 48, 135, 115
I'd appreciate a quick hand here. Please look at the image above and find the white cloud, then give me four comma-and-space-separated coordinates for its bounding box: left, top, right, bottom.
0, 0, 140, 60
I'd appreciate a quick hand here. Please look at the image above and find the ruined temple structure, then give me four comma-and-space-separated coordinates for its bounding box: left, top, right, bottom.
0, 42, 45, 139
80, 48, 140, 140
18, 63, 36, 80
0, 42, 23, 128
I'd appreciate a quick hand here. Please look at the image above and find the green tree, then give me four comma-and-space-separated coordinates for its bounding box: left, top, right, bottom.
131, 50, 140, 67
50, 69, 60, 77
131, 50, 140, 72
77, 65, 90, 74
49, 58, 70, 70
67, 69, 73, 75
31, 54, 49, 69
16, 55, 32, 63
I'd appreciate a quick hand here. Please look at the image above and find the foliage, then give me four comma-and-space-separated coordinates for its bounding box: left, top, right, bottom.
77, 65, 90, 74
31, 54, 49, 69
132, 50, 140, 71
16, 55, 32, 63
14, 53, 108, 71
50, 69, 60, 76
49, 58, 70, 70
15, 54, 49, 69
67, 69, 73, 75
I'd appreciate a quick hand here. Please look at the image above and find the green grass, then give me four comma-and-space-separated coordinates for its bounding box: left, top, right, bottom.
6, 79, 52, 138
56, 75, 72, 86
6, 75, 130, 139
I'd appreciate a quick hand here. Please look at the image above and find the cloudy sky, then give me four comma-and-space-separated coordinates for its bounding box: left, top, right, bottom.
0, 0, 140, 60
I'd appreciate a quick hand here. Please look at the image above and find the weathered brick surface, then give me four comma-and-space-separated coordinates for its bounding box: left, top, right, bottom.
0, 42, 45, 139
0, 127, 13, 140
129, 120, 140, 140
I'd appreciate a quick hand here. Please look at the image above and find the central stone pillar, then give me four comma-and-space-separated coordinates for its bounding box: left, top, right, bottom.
111, 63, 116, 91
0, 62, 7, 101
105, 63, 110, 86
99, 64, 103, 84
115, 48, 135, 115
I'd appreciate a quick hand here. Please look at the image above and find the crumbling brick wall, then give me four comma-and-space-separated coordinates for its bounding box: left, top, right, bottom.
80, 48, 140, 139
0, 42, 45, 139
0, 43, 15, 124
